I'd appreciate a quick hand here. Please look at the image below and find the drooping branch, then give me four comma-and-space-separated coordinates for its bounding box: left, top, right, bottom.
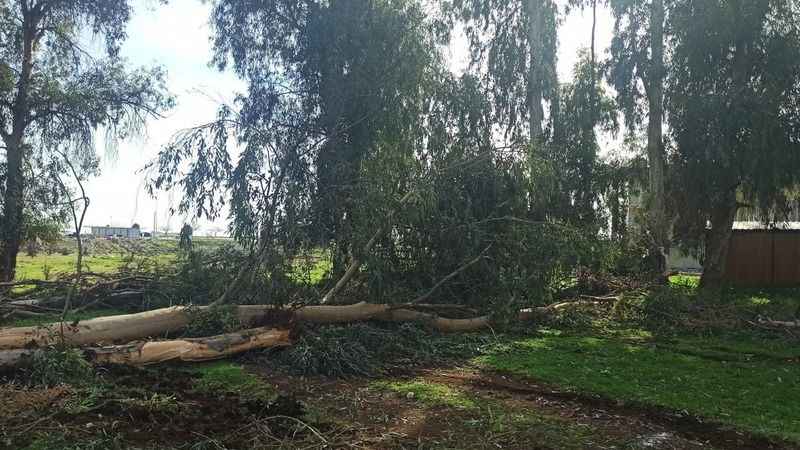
405, 245, 491, 306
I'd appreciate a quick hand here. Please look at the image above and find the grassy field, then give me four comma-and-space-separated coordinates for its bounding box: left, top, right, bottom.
13, 237, 236, 281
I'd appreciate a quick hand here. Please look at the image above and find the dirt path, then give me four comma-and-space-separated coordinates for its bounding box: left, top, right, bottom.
415, 367, 791, 450
256, 365, 797, 449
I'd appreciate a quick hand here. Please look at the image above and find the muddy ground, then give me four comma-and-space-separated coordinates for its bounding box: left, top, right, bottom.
1, 359, 796, 450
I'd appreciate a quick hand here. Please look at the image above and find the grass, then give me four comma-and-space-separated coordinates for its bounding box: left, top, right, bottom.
290, 249, 332, 285
372, 379, 478, 409
15, 254, 125, 280
370, 379, 599, 448
187, 361, 275, 401
669, 273, 701, 288
478, 331, 800, 442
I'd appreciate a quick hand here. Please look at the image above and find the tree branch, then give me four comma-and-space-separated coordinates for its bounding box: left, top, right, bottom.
405, 245, 491, 306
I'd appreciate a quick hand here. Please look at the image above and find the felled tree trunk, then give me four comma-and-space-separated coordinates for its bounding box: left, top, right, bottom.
0, 327, 291, 368
0, 300, 583, 350
0, 306, 195, 349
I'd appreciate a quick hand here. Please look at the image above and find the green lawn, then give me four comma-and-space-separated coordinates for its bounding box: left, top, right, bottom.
15, 254, 127, 280
478, 330, 800, 442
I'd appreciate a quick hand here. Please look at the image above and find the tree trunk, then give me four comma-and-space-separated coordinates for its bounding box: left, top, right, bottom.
0, 139, 24, 282
699, 191, 738, 289
646, 0, 668, 280
526, 0, 545, 143
0, 327, 291, 368
0, 8, 38, 282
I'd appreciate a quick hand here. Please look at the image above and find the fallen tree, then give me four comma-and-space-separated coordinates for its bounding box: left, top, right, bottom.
0, 298, 607, 351
0, 326, 292, 368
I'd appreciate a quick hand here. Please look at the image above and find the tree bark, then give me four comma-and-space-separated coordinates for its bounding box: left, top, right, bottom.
0, 327, 291, 368
0, 139, 24, 282
646, 0, 668, 280
526, 0, 545, 143
699, 191, 738, 289
0, 6, 39, 282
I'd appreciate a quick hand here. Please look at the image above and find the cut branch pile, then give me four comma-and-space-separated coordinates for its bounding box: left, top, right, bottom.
0, 272, 157, 319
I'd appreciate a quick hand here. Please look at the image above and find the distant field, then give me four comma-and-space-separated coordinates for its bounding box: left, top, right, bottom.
14, 237, 232, 280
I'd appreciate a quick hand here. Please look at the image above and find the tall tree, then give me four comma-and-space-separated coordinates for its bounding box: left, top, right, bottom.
608, 0, 669, 277
149, 0, 439, 296
542, 52, 618, 228
447, 0, 560, 143
668, 0, 800, 288
0, 0, 172, 281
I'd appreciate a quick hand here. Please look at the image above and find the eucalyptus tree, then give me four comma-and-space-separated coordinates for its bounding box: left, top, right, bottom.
445, 0, 560, 143
668, 0, 800, 288
0, 0, 173, 281
540, 52, 618, 229
607, 0, 669, 277
148, 0, 440, 300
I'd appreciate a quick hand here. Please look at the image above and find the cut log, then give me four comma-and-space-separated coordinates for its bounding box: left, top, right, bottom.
0, 327, 291, 368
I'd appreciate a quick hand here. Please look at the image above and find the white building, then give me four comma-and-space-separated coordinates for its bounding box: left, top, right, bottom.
90, 225, 142, 239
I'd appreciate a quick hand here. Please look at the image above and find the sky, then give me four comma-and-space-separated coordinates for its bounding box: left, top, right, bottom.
80, 0, 614, 235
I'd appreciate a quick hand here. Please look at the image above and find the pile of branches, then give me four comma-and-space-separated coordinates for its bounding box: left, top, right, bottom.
0, 272, 161, 320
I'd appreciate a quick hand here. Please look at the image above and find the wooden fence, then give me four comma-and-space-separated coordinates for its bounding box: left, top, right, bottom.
724, 230, 800, 286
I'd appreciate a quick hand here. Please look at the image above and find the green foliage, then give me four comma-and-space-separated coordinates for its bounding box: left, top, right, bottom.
145, 0, 610, 317
668, 0, 800, 269
183, 305, 242, 338
478, 332, 800, 441
269, 323, 496, 377
26, 348, 94, 388
0, 0, 174, 280
446, 0, 560, 138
